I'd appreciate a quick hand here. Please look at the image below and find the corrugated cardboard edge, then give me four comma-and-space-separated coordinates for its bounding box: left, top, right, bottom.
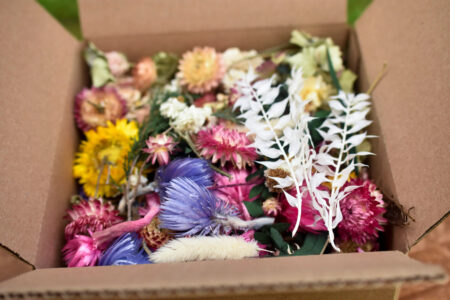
0, 252, 446, 299
0, 246, 33, 282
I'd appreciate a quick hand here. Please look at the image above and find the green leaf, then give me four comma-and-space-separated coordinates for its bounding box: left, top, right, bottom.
292, 233, 328, 256
270, 228, 290, 254
84, 43, 115, 87
254, 232, 272, 245
260, 186, 271, 200
327, 48, 341, 91
248, 185, 264, 199
246, 169, 264, 182
308, 109, 331, 147
271, 222, 290, 233
243, 201, 264, 218
347, 0, 373, 27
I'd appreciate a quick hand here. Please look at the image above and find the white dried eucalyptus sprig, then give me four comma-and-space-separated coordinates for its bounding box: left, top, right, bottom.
310, 91, 375, 250
234, 68, 316, 236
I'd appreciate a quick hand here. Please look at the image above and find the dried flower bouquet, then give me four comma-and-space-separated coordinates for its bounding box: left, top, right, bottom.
64, 30, 388, 267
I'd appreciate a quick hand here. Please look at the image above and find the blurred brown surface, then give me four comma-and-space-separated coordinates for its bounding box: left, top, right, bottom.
399, 216, 450, 299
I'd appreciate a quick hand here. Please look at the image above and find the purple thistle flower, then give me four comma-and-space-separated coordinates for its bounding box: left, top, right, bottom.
98, 232, 150, 266
155, 158, 214, 199
159, 177, 239, 237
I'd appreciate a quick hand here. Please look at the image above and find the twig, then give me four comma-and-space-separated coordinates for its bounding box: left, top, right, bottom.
367, 63, 388, 95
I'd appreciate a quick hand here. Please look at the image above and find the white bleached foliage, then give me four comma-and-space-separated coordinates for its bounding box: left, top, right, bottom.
310, 91, 374, 250
234, 68, 316, 236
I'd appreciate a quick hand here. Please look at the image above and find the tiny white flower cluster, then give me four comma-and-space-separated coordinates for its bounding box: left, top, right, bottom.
160, 97, 212, 133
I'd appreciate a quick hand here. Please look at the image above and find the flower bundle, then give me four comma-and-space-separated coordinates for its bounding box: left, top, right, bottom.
64, 30, 388, 267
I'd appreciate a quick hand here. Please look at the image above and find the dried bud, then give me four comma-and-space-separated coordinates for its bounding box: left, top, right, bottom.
133, 57, 157, 91
264, 168, 292, 193
262, 197, 282, 217
140, 217, 172, 250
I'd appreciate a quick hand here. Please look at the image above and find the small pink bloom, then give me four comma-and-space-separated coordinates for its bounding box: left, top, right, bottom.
281, 187, 327, 234
214, 168, 262, 220
142, 134, 178, 166
196, 125, 257, 169
62, 234, 103, 267
337, 178, 386, 245
64, 199, 122, 241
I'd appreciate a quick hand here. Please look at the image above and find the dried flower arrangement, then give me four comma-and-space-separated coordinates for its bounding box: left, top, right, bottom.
64, 30, 389, 267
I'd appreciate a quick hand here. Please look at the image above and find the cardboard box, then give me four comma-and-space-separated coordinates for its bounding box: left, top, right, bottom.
0, 0, 448, 298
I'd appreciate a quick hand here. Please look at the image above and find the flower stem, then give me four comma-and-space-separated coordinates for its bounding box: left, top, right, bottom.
367, 63, 387, 95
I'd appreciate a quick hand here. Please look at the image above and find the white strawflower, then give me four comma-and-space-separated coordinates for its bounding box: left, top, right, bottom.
160, 97, 187, 119
171, 105, 212, 133
222, 48, 264, 91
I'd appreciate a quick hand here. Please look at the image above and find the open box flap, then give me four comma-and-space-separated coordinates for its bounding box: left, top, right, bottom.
78, 0, 346, 39
0, 251, 446, 297
355, 0, 450, 249
0, 0, 83, 267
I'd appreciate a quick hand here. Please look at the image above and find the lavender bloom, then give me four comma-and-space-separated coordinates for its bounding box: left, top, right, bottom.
98, 232, 150, 266
159, 177, 239, 237
155, 158, 214, 199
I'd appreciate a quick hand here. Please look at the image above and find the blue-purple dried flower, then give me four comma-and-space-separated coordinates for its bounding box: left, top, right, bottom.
98, 232, 150, 266
159, 177, 238, 237
155, 158, 214, 199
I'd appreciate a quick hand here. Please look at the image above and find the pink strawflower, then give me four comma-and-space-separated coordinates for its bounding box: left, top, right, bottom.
262, 197, 282, 217
142, 134, 178, 165
213, 168, 262, 220
196, 125, 257, 169
74, 87, 127, 131
337, 178, 386, 245
64, 199, 122, 241
62, 234, 103, 267
281, 187, 327, 234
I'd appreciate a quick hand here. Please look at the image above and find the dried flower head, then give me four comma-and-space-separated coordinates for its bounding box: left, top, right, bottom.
264, 168, 292, 193
155, 158, 214, 199
171, 105, 212, 133
133, 57, 157, 91
62, 235, 102, 267
262, 197, 282, 217
159, 177, 239, 237
73, 119, 138, 197
98, 232, 150, 266
337, 239, 379, 253
196, 125, 257, 169
160, 97, 187, 119
142, 134, 178, 166
214, 168, 262, 220
105, 51, 130, 78
140, 217, 172, 250
300, 76, 331, 111
337, 178, 386, 245
178, 47, 225, 93
74, 87, 127, 131
64, 199, 122, 240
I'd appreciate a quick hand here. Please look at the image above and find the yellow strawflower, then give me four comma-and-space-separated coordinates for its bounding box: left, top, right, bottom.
73, 119, 138, 197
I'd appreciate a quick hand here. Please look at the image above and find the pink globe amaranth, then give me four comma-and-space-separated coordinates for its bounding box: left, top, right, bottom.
214, 168, 262, 220
64, 199, 122, 241
337, 178, 387, 245
196, 125, 258, 169
281, 186, 327, 234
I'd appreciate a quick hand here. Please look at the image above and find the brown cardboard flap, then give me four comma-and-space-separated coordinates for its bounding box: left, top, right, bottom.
79, 0, 346, 39
0, 0, 82, 267
0, 251, 446, 298
355, 0, 450, 249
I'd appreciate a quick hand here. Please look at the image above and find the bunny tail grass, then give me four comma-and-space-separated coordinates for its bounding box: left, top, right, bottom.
149, 236, 259, 263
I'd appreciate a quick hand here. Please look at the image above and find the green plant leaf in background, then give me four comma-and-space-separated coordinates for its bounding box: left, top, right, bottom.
347, 0, 373, 27
292, 233, 328, 256
37, 0, 82, 40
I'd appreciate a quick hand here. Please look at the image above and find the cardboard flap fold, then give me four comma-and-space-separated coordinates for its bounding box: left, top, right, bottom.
79, 0, 346, 39
0, 0, 82, 267
355, 0, 450, 249
0, 251, 446, 297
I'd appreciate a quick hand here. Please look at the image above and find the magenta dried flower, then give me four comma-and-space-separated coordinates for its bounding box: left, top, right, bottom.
337, 178, 387, 245
64, 199, 122, 241
63, 234, 103, 267
142, 133, 178, 166
74, 87, 127, 131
